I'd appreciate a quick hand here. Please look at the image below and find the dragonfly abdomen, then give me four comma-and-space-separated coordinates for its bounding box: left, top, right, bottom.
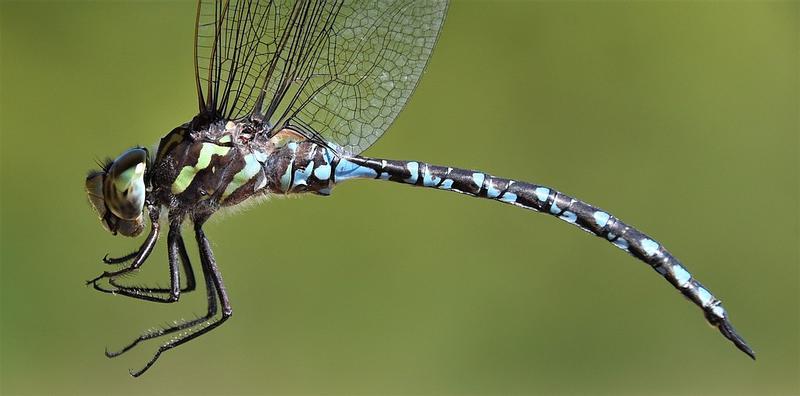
330, 155, 755, 359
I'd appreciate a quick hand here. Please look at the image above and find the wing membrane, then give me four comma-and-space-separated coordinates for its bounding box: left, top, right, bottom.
195, 0, 447, 153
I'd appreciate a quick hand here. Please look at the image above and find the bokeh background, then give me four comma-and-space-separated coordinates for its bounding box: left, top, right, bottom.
1, 1, 797, 395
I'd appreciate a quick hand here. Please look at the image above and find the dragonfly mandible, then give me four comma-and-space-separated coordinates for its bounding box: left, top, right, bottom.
85, 0, 754, 377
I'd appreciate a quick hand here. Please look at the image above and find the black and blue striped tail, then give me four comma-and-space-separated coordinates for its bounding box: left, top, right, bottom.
332, 154, 755, 359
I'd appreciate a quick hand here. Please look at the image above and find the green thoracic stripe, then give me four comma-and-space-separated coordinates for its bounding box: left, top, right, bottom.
221, 152, 262, 199
171, 143, 231, 194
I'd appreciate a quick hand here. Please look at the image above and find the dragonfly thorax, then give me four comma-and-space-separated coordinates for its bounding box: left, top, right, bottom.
146, 120, 317, 215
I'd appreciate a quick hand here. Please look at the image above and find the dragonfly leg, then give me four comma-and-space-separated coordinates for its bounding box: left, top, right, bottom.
128, 222, 232, 377
93, 223, 186, 303
87, 208, 161, 285
100, 206, 162, 265
102, 250, 139, 265
107, 231, 197, 296
106, 228, 217, 359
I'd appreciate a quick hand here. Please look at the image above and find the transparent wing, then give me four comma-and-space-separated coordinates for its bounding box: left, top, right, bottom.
195, 0, 447, 154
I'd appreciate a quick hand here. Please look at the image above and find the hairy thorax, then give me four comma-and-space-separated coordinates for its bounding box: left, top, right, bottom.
149, 120, 331, 215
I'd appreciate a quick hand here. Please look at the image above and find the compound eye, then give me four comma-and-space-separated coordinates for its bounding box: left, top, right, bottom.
103, 148, 147, 220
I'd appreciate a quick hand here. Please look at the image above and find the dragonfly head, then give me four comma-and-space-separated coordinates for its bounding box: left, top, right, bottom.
85, 147, 148, 237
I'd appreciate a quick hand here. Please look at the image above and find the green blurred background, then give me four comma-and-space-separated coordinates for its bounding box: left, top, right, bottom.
1, 1, 797, 395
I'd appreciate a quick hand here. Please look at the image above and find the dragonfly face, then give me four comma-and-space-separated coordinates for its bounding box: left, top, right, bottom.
85, 147, 148, 237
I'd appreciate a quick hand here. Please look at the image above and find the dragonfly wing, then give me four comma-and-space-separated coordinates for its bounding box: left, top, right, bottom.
194, 0, 283, 119
194, 0, 448, 154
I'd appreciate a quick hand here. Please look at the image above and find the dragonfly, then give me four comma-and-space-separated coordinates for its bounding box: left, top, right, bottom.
85, 0, 754, 377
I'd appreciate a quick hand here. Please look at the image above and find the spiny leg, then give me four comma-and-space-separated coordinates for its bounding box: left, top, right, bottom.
93, 223, 184, 303
106, 227, 217, 358
87, 208, 161, 285
103, 250, 139, 265
128, 222, 232, 377
101, 206, 162, 264
107, 231, 197, 296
